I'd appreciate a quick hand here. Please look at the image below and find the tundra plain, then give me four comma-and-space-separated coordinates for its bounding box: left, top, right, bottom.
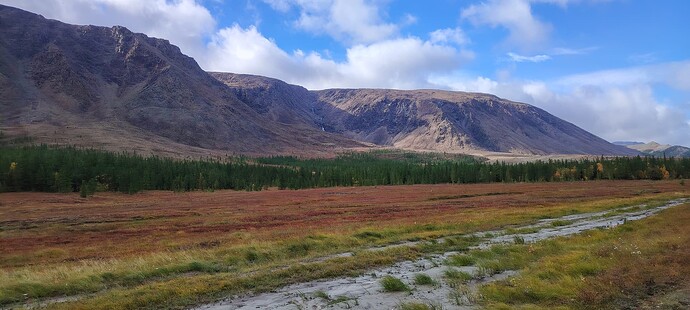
1, 180, 689, 309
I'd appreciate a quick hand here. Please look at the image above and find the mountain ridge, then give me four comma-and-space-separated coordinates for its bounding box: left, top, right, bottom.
615, 141, 690, 158
0, 4, 362, 157
1, 4, 637, 158
212, 72, 637, 156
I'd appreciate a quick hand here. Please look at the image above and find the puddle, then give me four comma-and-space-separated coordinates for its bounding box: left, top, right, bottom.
195, 198, 687, 310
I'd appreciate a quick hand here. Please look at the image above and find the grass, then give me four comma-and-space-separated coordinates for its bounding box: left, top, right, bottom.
313, 291, 358, 306
477, 202, 690, 309
449, 283, 477, 306
551, 219, 575, 227
444, 268, 473, 288
505, 226, 541, 235
380, 275, 410, 292
413, 273, 436, 285
446, 254, 475, 267
313, 290, 330, 300
0, 181, 686, 309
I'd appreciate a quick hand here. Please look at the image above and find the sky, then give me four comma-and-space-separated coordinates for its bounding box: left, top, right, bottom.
2, 0, 689, 146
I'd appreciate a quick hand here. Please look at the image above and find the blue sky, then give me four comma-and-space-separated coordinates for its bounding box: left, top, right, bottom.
2, 0, 689, 146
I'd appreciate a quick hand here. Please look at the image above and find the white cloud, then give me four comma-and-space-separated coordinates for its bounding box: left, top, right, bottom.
429, 28, 469, 46
262, 0, 292, 12
550, 46, 598, 55
627, 52, 657, 65
505, 47, 596, 63
431, 62, 690, 146
507, 52, 551, 62
340, 39, 469, 89
462, 0, 551, 49
557, 61, 690, 91
460, 0, 607, 50
401, 13, 418, 26
265, 0, 399, 44
530, 85, 690, 146
205, 25, 473, 90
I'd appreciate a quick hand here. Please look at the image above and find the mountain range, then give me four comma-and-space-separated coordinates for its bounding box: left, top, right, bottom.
615, 141, 690, 158
0, 5, 637, 158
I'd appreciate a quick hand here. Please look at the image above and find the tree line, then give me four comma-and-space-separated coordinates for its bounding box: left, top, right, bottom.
1, 145, 688, 195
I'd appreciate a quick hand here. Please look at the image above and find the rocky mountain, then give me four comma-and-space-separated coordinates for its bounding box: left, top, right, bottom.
0, 5, 359, 157
209, 72, 322, 129
313, 89, 638, 155
213, 73, 636, 155
616, 142, 690, 158
655, 146, 690, 158
625, 141, 672, 153
1, 4, 636, 157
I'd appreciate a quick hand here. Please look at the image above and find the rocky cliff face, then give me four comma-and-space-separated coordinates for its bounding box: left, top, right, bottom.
209, 72, 321, 128
212, 73, 637, 156
316, 89, 639, 155
0, 5, 359, 156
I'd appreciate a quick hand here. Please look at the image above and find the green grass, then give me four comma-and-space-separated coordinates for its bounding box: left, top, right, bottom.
413, 273, 435, 285
505, 226, 541, 235
478, 203, 690, 309
444, 268, 473, 288
380, 275, 410, 292
313, 290, 330, 300
446, 254, 475, 267
551, 220, 575, 227
354, 231, 386, 240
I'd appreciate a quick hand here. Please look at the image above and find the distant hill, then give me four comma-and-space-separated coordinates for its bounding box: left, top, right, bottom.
1, 4, 637, 158
615, 141, 690, 158
655, 145, 690, 158
213, 73, 637, 156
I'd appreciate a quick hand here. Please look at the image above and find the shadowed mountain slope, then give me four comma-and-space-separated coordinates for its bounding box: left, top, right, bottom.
0, 5, 360, 157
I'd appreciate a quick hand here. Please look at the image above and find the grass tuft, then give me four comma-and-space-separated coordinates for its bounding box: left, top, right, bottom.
354, 231, 385, 240
313, 290, 330, 300
513, 236, 525, 244
444, 268, 473, 288
413, 273, 435, 285
380, 275, 410, 292
446, 254, 475, 267
551, 220, 574, 227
